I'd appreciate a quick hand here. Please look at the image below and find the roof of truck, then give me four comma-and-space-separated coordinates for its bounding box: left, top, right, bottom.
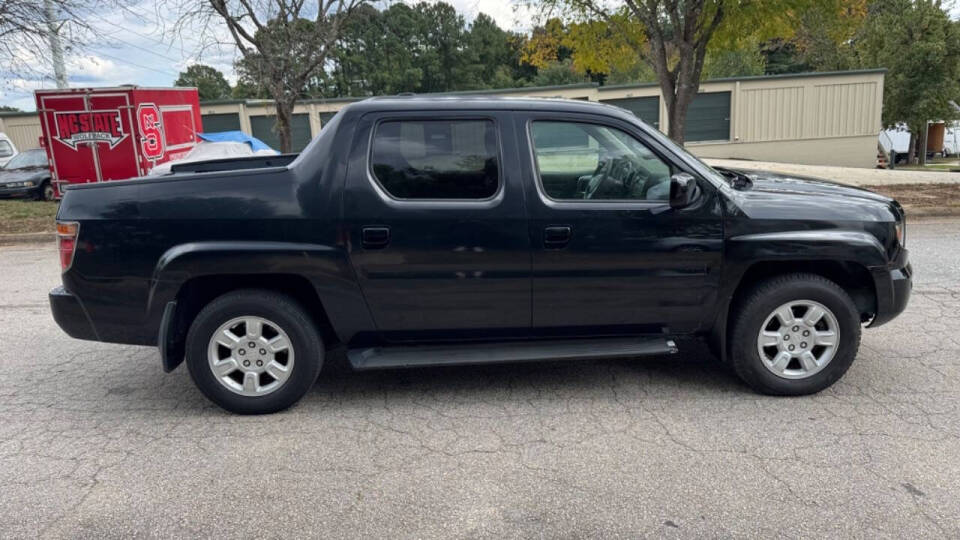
345, 95, 639, 121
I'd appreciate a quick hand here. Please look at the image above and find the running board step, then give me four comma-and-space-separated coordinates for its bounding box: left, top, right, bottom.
348, 337, 677, 370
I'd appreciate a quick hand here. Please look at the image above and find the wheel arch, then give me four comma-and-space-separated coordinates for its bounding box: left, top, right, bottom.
151, 241, 372, 372
710, 259, 877, 363
161, 274, 339, 373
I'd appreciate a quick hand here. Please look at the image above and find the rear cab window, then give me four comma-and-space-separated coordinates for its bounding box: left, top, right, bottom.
369, 119, 500, 200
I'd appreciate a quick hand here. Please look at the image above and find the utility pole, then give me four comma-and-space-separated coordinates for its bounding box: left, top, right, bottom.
43, 0, 68, 88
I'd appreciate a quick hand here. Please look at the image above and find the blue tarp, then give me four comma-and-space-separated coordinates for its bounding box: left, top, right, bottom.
197, 131, 275, 153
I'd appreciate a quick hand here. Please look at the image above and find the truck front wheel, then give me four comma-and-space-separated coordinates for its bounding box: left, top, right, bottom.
185, 289, 323, 414
730, 274, 861, 395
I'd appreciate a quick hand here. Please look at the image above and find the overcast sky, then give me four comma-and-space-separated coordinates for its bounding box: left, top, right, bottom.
0, 0, 532, 111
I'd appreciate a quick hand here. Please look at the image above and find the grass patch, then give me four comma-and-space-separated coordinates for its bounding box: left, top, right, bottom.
0, 200, 58, 235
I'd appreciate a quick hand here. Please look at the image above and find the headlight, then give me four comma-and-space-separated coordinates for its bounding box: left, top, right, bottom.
24, 180, 35, 187
895, 220, 906, 247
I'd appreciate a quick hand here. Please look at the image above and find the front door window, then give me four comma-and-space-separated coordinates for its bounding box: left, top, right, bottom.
530, 121, 675, 202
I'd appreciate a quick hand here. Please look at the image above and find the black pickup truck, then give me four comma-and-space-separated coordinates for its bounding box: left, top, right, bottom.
50, 97, 911, 414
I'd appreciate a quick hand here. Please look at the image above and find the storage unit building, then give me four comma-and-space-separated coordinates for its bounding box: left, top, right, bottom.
7, 69, 885, 167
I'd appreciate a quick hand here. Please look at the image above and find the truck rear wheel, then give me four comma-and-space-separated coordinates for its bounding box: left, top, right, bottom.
185, 289, 323, 414
730, 273, 861, 395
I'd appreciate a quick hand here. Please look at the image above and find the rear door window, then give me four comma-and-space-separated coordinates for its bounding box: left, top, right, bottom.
370, 119, 499, 200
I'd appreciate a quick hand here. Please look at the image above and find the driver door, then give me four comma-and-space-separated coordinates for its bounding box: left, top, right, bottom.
516, 112, 724, 337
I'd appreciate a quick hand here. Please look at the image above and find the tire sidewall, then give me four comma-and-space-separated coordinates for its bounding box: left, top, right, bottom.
732, 279, 860, 395
186, 293, 322, 414
34, 181, 53, 201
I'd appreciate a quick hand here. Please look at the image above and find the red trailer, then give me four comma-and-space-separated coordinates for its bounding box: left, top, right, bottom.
35, 86, 203, 197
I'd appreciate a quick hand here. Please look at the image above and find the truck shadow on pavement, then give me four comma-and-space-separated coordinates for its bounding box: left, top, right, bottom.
300, 340, 745, 410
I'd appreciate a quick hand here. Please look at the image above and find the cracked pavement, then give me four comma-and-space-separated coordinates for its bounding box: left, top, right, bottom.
1, 219, 959, 538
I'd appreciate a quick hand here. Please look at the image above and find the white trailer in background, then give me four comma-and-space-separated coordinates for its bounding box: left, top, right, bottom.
878, 126, 911, 164
943, 123, 960, 156
880, 122, 960, 161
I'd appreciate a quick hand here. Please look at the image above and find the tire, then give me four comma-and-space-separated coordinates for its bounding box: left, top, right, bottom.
185, 289, 323, 414
35, 181, 55, 201
729, 273, 861, 396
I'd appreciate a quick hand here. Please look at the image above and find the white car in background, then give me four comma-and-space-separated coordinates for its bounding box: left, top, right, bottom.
0, 133, 17, 167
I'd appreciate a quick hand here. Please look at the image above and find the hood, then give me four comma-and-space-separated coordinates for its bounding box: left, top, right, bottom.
0, 168, 46, 184
728, 168, 892, 203
718, 167, 900, 223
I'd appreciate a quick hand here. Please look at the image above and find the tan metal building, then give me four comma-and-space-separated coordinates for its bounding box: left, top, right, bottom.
1, 69, 884, 168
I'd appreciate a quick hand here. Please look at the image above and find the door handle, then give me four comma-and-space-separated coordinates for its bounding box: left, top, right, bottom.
543, 226, 571, 248
361, 226, 391, 249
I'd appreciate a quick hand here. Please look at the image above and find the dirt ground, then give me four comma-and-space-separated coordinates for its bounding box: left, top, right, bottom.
863, 183, 960, 216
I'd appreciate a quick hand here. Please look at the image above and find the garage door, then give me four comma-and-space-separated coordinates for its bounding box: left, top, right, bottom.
319, 112, 337, 129
201, 113, 241, 133
600, 96, 660, 129
685, 92, 730, 142
250, 114, 312, 152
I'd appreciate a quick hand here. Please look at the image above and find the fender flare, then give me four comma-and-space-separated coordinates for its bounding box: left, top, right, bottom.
149, 241, 368, 372
710, 229, 889, 362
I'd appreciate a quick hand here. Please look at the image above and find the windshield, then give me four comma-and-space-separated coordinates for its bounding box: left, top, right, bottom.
0, 140, 12, 158
633, 120, 728, 186
3, 149, 48, 170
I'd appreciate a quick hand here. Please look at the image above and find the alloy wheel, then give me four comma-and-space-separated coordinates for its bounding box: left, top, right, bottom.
207, 316, 295, 396
756, 300, 839, 380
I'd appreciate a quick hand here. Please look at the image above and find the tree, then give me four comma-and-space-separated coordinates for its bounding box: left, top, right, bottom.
0, 0, 124, 80
703, 45, 765, 79
171, 0, 364, 152
791, 0, 866, 72
532, 59, 589, 86
325, 3, 424, 96
855, 0, 960, 164
533, 0, 822, 144
324, 2, 532, 96
465, 13, 523, 89
175, 64, 232, 100
0, 105, 22, 112
415, 2, 473, 93
760, 0, 866, 75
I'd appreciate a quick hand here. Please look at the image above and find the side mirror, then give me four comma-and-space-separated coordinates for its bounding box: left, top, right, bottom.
669, 172, 699, 209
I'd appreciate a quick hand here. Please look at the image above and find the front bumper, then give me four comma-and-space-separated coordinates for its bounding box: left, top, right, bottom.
0, 184, 37, 198
49, 286, 99, 341
868, 250, 912, 327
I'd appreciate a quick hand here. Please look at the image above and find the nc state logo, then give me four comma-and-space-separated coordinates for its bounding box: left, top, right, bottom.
54, 110, 126, 149
137, 104, 165, 160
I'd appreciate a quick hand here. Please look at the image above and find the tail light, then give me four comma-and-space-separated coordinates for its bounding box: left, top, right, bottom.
56, 221, 80, 272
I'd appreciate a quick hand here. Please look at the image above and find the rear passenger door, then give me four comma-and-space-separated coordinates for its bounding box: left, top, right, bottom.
343, 111, 531, 342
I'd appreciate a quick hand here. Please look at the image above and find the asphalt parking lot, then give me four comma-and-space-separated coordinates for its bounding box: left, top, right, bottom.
1, 220, 958, 538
